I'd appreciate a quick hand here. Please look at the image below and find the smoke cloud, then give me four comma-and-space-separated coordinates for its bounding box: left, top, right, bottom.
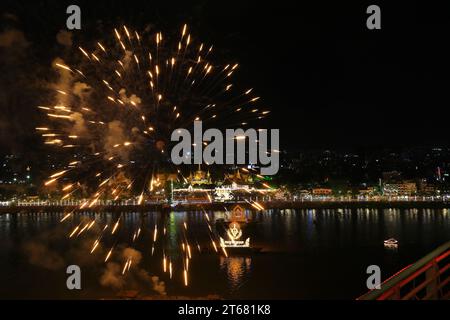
0, 29, 29, 48
100, 262, 126, 289
99, 246, 167, 295
119, 88, 142, 106
56, 30, 73, 47
23, 242, 65, 271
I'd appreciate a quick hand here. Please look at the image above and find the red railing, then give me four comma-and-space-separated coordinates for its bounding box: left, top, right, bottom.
358, 241, 450, 300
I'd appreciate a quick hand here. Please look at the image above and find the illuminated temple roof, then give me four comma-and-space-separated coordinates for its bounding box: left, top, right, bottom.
223, 169, 254, 185
186, 164, 212, 186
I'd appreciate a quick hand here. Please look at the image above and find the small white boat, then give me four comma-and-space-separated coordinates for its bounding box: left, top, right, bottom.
384, 238, 398, 247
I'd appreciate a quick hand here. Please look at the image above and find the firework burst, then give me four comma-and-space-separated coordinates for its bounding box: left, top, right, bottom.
39, 23, 267, 201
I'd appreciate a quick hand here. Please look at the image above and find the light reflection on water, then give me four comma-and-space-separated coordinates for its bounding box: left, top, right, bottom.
0, 207, 449, 299
220, 256, 252, 293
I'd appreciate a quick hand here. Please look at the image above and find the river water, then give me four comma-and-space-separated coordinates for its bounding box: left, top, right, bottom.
0, 207, 449, 299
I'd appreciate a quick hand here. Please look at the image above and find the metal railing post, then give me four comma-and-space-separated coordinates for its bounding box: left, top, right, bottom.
425, 260, 440, 300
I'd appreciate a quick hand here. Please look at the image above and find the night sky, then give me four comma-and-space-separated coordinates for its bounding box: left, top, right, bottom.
1, 0, 450, 156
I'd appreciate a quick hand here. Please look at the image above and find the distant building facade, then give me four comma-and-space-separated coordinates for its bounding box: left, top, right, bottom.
383, 182, 417, 196
312, 188, 333, 196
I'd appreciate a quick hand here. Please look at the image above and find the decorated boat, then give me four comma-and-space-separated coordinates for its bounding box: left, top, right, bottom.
384, 238, 399, 248
216, 205, 262, 254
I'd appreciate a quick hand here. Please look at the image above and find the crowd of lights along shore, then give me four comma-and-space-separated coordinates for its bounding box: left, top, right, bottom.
36, 24, 270, 287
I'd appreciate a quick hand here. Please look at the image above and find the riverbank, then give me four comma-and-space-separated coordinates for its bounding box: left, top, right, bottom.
1, 200, 449, 214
